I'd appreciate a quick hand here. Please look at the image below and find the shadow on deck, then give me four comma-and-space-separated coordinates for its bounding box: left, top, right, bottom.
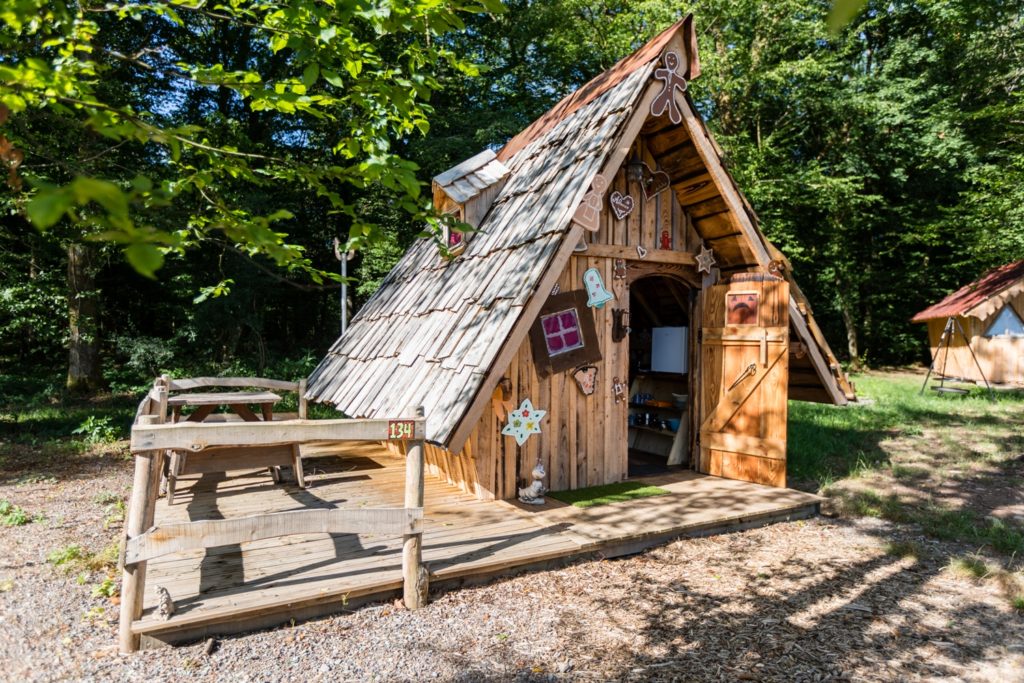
135, 441, 819, 647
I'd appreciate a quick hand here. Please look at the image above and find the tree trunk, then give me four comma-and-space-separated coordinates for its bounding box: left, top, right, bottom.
839, 298, 862, 371
67, 242, 104, 393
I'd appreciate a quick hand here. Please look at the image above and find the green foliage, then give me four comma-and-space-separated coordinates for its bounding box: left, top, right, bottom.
2, 0, 503, 279
91, 575, 118, 599
0, 500, 34, 526
72, 415, 121, 444
47, 543, 84, 569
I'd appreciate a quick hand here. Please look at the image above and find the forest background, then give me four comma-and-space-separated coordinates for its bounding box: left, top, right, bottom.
2, 0, 1022, 399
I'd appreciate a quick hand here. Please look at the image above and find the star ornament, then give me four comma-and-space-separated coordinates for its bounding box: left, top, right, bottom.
501, 398, 546, 446
696, 244, 717, 274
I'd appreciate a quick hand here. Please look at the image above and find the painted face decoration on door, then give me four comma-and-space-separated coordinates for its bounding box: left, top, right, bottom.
726, 292, 760, 325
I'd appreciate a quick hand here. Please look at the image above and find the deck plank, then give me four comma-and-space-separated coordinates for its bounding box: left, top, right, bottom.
136, 441, 819, 643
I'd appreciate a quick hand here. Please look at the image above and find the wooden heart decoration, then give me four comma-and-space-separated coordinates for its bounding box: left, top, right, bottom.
636, 245, 648, 259
609, 191, 635, 220
572, 366, 598, 396
642, 169, 671, 201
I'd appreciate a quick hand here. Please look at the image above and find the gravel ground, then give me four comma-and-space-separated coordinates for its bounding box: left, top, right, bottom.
2, 446, 1023, 682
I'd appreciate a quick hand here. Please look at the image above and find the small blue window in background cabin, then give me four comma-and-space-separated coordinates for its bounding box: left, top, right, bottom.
983, 305, 1024, 338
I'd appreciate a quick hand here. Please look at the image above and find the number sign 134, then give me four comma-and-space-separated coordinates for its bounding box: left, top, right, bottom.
387, 420, 416, 440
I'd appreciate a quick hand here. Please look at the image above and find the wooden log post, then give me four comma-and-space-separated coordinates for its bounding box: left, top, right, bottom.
402, 405, 427, 609
118, 412, 163, 654
297, 378, 308, 419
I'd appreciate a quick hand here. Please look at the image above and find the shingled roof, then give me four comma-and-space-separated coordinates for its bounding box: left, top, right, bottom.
912, 260, 1024, 323
306, 64, 655, 445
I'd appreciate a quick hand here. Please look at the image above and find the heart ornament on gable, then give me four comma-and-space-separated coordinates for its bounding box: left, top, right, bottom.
609, 191, 635, 220
642, 168, 672, 201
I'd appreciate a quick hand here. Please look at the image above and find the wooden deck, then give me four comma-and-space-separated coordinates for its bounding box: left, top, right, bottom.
135, 441, 820, 646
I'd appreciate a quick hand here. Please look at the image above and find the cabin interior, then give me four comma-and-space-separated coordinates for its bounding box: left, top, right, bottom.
625, 274, 693, 477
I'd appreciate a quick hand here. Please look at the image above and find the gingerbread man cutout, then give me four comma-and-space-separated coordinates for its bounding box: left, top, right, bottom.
660, 230, 672, 250
572, 174, 610, 231
650, 50, 688, 125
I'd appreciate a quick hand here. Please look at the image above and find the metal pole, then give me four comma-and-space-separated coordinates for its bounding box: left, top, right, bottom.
341, 252, 347, 336
333, 237, 348, 337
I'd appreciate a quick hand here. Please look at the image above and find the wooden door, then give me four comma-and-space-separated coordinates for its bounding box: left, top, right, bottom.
698, 274, 789, 487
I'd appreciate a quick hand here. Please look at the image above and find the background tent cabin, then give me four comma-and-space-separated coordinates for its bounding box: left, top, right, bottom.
306, 16, 856, 501
912, 260, 1024, 386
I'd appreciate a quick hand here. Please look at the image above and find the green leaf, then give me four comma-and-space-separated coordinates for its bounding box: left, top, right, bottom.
26, 189, 72, 229
124, 244, 164, 279
321, 69, 344, 87
827, 0, 868, 32
301, 62, 319, 87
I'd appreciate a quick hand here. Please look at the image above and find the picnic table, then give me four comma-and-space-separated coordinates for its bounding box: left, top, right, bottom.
163, 388, 290, 504
168, 390, 281, 423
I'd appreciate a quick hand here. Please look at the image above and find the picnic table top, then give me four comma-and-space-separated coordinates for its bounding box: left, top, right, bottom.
166, 391, 282, 407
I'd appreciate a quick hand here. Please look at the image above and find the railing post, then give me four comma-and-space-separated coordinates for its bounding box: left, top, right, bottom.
297, 378, 308, 419
402, 405, 427, 609
119, 411, 163, 653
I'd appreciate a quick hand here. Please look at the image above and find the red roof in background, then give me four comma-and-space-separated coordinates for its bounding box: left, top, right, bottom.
496, 14, 700, 163
912, 260, 1024, 322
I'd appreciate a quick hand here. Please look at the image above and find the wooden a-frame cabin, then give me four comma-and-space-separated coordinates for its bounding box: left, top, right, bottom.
913, 260, 1024, 386
307, 15, 855, 500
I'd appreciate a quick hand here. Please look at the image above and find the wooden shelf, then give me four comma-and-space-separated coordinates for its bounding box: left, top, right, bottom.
629, 403, 686, 412
629, 425, 677, 437
634, 371, 688, 380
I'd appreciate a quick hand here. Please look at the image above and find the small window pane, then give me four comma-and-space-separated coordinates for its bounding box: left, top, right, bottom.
984, 306, 1024, 338
541, 307, 585, 356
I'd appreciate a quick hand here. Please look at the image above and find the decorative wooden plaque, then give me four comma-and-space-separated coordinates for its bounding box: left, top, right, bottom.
726, 291, 759, 326
529, 290, 602, 378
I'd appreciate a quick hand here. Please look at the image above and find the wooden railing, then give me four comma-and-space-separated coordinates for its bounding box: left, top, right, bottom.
118, 376, 426, 653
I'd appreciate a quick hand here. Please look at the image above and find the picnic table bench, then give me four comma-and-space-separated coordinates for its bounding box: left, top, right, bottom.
168, 390, 282, 423
139, 376, 309, 504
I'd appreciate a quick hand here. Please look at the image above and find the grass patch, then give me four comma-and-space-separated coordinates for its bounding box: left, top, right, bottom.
46, 540, 119, 573
919, 508, 1024, 555
548, 482, 670, 508
884, 540, 922, 559
947, 554, 992, 579
47, 544, 85, 569
787, 372, 1024, 487
830, 488, 909, 522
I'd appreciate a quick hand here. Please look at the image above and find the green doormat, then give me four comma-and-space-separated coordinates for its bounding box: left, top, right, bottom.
548, 482, 670, 509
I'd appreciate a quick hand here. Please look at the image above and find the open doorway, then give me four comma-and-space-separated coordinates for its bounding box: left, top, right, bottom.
627, 275, 693, 478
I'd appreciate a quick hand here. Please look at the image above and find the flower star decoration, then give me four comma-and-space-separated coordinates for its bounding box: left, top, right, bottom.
696, 244, 717, 274
501, 398, 546, 446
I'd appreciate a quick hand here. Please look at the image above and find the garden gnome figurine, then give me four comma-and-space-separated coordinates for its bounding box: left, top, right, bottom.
156, 585, 175, 620
583, 267, 614, 308
518, 461, 547, 505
